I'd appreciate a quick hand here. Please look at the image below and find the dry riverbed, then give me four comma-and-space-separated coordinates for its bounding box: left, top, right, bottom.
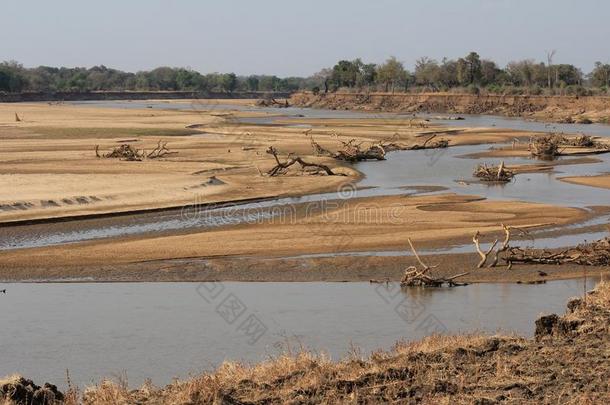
1, 100, 609, 283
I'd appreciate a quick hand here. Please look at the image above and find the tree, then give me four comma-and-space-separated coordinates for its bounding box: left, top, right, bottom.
246, 76, 259, 92
480, 60, 502, 86
221, 73, 237, 93
358, 63, 377, 88
414, 57, 440, 87
554, 64, 582, 87
377, 56, 407, 92
546, 50, 556, 88
590, 62, 610, 88
0, 61, 27, 92
330, 60, 361, 89
457, 52, 482, 85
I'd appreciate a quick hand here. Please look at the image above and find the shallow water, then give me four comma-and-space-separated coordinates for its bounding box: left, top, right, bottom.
0, 279, 597, 388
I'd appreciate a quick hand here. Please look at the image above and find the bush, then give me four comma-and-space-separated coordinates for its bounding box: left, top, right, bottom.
564, 85, 591, 97
486, 84, 503, 94
312, 86, 320, 95
467, 84, 480, 95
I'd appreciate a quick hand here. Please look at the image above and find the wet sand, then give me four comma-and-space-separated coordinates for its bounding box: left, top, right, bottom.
560, 173, 610, 189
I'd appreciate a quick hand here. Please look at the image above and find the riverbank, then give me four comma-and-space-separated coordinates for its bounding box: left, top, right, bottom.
5, 281, 607, 404
0, 91, 291, 103
291, 92, 610, 124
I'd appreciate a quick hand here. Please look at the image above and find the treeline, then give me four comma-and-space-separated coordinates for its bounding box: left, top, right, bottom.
323, 52, 610, 96
0, 62, 311, 93
2, 52, 610, 96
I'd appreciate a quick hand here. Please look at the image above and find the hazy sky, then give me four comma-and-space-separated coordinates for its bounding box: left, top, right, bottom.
2, 0, 608, 76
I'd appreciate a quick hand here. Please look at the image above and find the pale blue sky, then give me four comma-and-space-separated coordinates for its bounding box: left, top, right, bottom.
2, 0, 608, 76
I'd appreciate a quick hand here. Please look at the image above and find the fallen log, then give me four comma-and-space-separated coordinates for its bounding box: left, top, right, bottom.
266, 146, 344, 176
310, 138, 386, 162
409, 134, 449, 150
505, 236, 610, 267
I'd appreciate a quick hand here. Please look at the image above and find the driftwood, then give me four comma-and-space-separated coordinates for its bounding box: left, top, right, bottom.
529, 134, 563, 158
95, 141, 174, 161
473, 231, 499, 268
266, 146, 343, 176
529, 133, 609, 159
472, 225, 519, 269
310, 133, 448, 163
310, 138, 386, 162
474, 161, 514, 183
409, 134, 449, 150
506, 236, 610, 267
147, 141, 173, 159
400, 238, 469, 287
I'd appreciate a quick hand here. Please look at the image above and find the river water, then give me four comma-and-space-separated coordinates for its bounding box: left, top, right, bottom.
0, 279, 598, 388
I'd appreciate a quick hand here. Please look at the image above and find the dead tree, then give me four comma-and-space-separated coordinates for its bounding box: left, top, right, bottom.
147, 141, 173, 159
473, 231, 498, 268
474, 161, 514, 183
400, 238, 469, 287
489, 224, 512, 268
266, 146, 343, 176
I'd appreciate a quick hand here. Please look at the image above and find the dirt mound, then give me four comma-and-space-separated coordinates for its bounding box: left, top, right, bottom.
1, 376, 64, 405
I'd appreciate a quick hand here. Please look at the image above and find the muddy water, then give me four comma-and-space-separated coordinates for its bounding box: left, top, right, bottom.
0, 279, 597, 388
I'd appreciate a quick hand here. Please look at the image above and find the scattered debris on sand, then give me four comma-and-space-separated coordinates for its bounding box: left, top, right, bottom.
473, 161, 514, 183
400, 238, 469, 287
95, 141, 174, 161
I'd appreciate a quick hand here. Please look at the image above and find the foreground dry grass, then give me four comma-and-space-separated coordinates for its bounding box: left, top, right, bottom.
4, 282, 608, 404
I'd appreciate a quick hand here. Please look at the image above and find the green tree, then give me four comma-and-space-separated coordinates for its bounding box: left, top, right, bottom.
457, 52, 482, 85
221, 73, 237, 93
591, 62, 610, 88
414, 57, 440, 87
330, 60, 361, 88
246, 76, 259, 91
377, 56, 407, 92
